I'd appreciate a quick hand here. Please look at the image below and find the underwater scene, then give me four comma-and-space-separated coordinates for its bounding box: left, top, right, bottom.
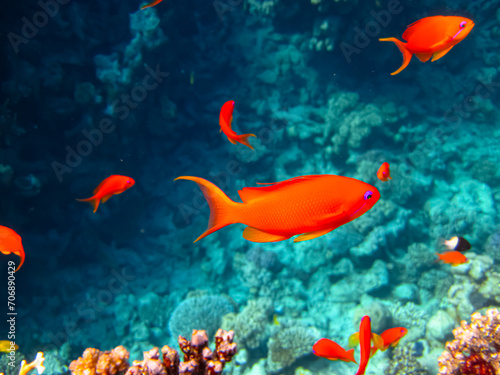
1, 0, 500, 374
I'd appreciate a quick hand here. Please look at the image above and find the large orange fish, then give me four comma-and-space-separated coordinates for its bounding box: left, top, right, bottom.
219, 101, 256, 150
377, 162, 392, 182
0, 225, 25, 271
141, 0, 164, 9
379, 16, 474, 75
313, 338, 357, 363
436, 251, 468, 266
175, 175, 380, 243
77, 175, 135, 213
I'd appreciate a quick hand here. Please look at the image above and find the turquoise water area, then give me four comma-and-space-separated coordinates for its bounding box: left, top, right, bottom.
0, 0, 499, 374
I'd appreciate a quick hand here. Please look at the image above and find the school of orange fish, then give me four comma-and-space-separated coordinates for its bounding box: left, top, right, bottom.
0, 3, 478, 374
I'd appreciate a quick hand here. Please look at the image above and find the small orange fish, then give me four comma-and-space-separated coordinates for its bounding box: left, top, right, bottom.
0, 225, 25, 271
377, 162, 392, 182
219, 101, 256, 150
379, 16, 474, 75
376, 327, 407, 352
354, 316, 375, 375
175, 174, 380, 243
141, 0, 164, 9
313, 338, 357, 363
0, 340, 18, 353
77, 175, 135, 213
437, 251, 468, 266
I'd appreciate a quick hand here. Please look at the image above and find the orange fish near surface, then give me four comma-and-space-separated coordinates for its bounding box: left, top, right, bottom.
437, 251, 468, 266
219, 101, 256, 150
141, 0, 164, 9
77, 175, 135, 213
0, 225, 25, 271
175, 174, 380, 243
377, 162, 392, 182
379, 16, 474, 75
313, 338, 357, 363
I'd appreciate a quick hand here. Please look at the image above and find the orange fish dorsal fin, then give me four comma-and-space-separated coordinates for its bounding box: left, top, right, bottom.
348, 332, 360, 348
237, 175, 320, 203
294, 228, 335, 242
242, 227, 290, 243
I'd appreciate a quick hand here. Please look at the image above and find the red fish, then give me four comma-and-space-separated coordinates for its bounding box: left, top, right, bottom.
377, 162, 392, 182
175, 174, 380, 243
141, 0, 164, 9
379, 16, 474, 75
371, 327, 408, 356
219, 101, 256, 150
0, 225, 25, 271
436, 251, 468, 266
348, 316, 385, 375
77, 175, 135, 213
313, 338, 357, 363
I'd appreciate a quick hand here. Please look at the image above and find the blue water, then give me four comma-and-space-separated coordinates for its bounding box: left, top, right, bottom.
0, 0, 499, 374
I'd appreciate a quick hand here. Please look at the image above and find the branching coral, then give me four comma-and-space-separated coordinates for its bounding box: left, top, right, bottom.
437, 308, 500, 375
69, 330, 237, 375
69, 346, 129, 375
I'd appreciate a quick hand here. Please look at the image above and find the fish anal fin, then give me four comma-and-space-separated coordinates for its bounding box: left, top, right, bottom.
370, 347, 378, 358
242, 227, 289, 243
415, 53, 433, 62
345, 348, 358, 364
228, 137, 237, 144
348, 332, 360, 348
431, 45, 454, 62
294, 228, 334, 242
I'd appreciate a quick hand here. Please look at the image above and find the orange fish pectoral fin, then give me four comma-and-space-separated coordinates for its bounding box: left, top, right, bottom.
294, 228, 335, 242
77, 197, 100, 213
431, 45, 454, 62
242, 227, 290, 243
348, 332, 360, 348
379, 37, 412, 75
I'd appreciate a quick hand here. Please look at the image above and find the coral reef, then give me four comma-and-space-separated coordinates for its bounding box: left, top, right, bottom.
70, 330, 237, 375
69, 346, 129, 375
386, 344, 429, 375
168, 295, 234, 339
437, 308, 500, 375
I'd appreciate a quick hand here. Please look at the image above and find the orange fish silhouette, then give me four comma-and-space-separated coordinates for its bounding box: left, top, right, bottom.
313, 338, 357, 363
0, 226, 25, 271
377, 162, 392, 182
379, 16, 474, 75
436, 251, 468, 266
175, 174, 380, 243
219, 101, 256, 149
77, 175, 135, 213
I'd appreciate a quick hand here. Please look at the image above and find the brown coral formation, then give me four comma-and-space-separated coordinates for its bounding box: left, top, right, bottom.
438, 308, 500, 375
70, 330, 237, 375
69, 346, 130, 375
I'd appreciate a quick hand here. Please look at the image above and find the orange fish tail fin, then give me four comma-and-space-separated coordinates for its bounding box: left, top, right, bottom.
379, 37, 412, 75
236, 133, 256, 150
76, 197, 100, 213
174, 176, 239, 242
16, 251, 25, 272
345, 348, 358, 364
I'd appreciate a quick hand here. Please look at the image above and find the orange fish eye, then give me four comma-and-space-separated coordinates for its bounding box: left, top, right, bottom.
364, 191, 373, 200
460, 21, 466, 28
